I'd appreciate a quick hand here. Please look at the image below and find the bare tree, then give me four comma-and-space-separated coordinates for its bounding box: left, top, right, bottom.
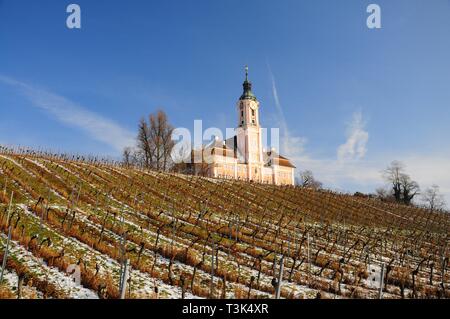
421, 185, 446, 211
149, 110, 175, 171
137, 118, 153, 168
383, 161, 404, 202
135, 110, 175, 171
298, 170, 322, 189
375, 187, 394, 201
383, 161, 420, 205
122, 147, 133, 167
400, 173, 420, 205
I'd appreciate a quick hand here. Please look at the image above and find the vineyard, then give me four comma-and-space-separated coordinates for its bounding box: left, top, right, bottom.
0, 148, 448, 299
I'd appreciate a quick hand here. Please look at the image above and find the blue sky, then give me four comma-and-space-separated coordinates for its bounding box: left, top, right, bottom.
1, 0, 450, 204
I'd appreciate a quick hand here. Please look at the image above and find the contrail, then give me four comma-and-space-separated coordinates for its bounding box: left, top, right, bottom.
266, 62, 306, 159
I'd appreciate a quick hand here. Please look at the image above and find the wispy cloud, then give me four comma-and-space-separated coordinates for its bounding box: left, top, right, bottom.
0, 75, 135, 152
337, 111, 369, 162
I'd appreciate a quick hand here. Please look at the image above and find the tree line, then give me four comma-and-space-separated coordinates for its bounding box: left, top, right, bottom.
378, 161, 446, 211
297, 162, 447, 212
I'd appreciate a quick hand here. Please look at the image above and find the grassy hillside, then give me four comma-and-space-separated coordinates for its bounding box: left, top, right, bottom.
0, 151, 448, 299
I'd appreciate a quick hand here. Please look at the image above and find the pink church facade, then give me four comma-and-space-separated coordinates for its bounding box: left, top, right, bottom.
190, 67, 296, 185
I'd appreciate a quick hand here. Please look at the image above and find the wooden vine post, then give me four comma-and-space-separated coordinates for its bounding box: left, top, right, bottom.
0, 192, 14, 284
378, 263, 385, 299
2, 178, 6, 198
275, 255, 284, 299
209, 240, 215, 299
307, 232, 311, 285
39, 188, 51, 239
119, 259, 130, 299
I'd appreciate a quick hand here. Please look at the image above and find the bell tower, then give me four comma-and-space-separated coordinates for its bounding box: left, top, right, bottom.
236, 66, 263, 180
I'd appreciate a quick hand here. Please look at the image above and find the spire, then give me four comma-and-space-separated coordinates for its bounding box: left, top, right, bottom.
240, 65, 257, 101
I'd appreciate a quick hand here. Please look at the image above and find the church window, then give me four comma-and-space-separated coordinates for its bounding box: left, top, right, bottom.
241, 110, 244, 117
251, 109, 255, 116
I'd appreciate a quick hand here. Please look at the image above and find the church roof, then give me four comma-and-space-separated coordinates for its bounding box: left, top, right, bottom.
239, 66, 258, 102
225, 136, 237, 150
201, 137, 236, 157
263, 150, 296, 168
203, 137, 224, 150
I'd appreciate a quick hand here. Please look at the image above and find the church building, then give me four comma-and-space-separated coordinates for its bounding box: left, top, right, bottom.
191, 67, 296, 185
